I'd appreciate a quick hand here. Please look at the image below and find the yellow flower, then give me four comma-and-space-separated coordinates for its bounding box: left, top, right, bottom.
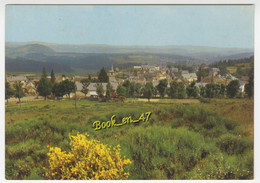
44, 133, 131, 180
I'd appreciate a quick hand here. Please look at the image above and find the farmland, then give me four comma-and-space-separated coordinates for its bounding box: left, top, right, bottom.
5, 98, 254, 180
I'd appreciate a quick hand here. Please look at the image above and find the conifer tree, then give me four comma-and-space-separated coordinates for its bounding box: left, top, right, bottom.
98, 67, 109, 82
38, 67, 52, 100
50, 69, 56, 84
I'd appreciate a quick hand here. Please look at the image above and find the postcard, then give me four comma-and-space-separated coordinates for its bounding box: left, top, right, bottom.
2, 1, 257, 182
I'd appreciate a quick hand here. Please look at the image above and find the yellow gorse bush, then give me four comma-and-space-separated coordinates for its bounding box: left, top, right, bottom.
45, 133, 131, 180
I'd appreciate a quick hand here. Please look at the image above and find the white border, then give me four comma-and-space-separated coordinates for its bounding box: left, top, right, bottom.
0, 1, 259, 183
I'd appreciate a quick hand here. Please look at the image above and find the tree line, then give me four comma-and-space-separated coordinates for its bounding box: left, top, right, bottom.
113, 78, 253, 102
212, 56, 254, 78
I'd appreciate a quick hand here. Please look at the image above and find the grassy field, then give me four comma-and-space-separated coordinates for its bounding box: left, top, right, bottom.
201, 99, 254, 137
227, 62, 252, 75
226, 66, 237, 74
5, 98, 254, 180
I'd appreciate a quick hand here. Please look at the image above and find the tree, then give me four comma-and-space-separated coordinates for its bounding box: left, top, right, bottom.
186, 82, 199, 98
52, 82, 67, 99
106, 82, 113, 99
145, 82, 155, 97
220, 84, 226, 96
205, 83, 215, 98
98, 67, 109, 82
236, 66, 243, 78
38, 78, 52, 100
42, 66, 47, 78
168, 81, 186, 99
196, 67, 209, 82
50, 69, 56, 84
96, 84, 104, 98
156, 79, 168, 98
168, 81, 178, 99
176, 82, 186, 99
129, 82, 136, 98
153, 87, 158, 97
5, 80, 15, 104
219, 66, 228, 76
13, 81, 25, 103
135, 83, 142, 98
143, 83, 153, 102
38, 67, 52, 100
116, 85, 127, 97
80, 79, 90, 97
214, 84, 221, 97
61, 79, 76, 99
122, 80, 131, 97
227, 80, 240, 98
200, 86, 207, 98
245, 68, 254, 98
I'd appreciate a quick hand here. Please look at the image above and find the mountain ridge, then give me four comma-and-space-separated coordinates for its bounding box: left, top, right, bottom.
5, 41, 253, 50
5, 42, 254, 74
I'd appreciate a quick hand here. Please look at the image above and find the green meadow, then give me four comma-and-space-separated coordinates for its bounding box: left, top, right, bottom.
5, 98, 254, 180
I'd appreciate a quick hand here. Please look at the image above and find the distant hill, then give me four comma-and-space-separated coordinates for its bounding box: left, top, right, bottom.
5, 57, 72, 73
6, 44, 55, 59
5, 42, 254, 73
215, 52, 255, 61
6, 42, 253, 60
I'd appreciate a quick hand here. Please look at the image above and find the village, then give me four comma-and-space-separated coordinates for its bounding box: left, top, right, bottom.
5, 62, 249, 103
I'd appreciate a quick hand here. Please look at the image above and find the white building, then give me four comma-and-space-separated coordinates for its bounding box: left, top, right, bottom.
182, 73, 197, 82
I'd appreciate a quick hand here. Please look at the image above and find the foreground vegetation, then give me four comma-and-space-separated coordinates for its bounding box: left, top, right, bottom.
5, 98, 253, 180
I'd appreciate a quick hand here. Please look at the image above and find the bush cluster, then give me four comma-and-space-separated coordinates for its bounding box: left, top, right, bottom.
45, 133, 131, 180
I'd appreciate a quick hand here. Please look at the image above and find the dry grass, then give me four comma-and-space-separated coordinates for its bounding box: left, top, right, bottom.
201, 99, 254, 137
128, 98, 200, 104
227, 66, 237, 74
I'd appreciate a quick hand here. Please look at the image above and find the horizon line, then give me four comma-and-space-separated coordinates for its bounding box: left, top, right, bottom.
5, 41, 254, 50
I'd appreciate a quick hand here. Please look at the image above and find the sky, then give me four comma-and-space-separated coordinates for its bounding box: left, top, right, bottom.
5, 5, 254, 48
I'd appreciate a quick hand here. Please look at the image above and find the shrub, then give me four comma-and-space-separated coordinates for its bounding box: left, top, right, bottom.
216, 134, 253, 155
203, 116, 219, 130
24, 167, 45, 180
45, 133, 131, 180
187, 152, 253, 179
224, 120, 238, 131
127, 126, 217, 179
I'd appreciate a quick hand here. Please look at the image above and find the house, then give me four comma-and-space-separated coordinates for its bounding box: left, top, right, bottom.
141, 65, 160, 72
181, 70, 189, 75
89, 91, 98, 100
152, 80, 159, 87
171, 67, 179, 73
239, 80, 246, 93
6, 75, 28, 84
158, 74, 166, 80
200, 63, 209, 69
133, 66, 142, 69
85, 82, 119, 98
182, 73, 197, 82
117, 79, 125, 84
75, 81, 83, 91
111, 82, 118, 90
195, 82, 207, 88
210, 68, 220, 76
24, 80, 37, 95
87, 82, 118, 93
